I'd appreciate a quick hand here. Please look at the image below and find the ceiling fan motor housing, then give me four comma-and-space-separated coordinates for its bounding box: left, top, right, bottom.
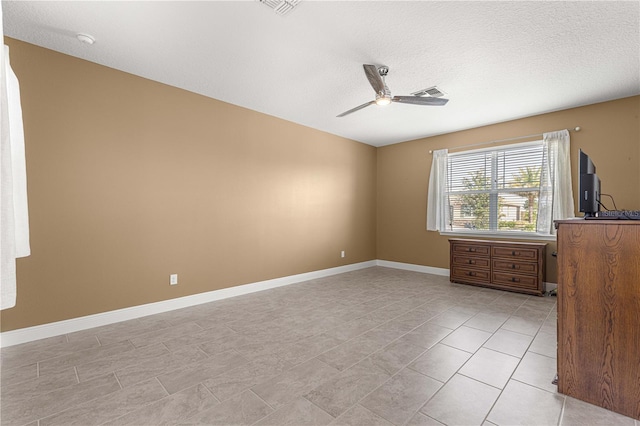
377, 66, 391, 100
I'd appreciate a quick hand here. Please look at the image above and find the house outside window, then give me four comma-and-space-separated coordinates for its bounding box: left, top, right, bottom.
460, 204, 474, 217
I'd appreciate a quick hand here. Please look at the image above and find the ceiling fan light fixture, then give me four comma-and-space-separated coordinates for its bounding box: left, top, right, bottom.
375, 96, 391, 106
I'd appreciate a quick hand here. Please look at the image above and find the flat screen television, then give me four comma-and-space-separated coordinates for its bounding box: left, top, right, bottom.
579, 149, 600, 217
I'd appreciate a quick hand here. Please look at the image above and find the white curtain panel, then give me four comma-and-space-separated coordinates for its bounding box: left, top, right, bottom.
537, 129, 575, 235
426, 149, 448, 231
1, 37, 31, 309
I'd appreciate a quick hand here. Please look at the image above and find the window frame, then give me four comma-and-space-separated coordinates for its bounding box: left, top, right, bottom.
439, 140, 556, 241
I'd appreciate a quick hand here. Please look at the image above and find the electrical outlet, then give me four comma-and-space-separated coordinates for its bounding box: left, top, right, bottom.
341, 250, 345, 258
170, 274, 178, 285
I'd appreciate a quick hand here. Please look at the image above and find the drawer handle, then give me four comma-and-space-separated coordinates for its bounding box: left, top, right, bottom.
469, 260, 475, 265
511, 277, 520, 283
469, 248, 476, 253
468, 271, 476, 277
511, 264, 519, 269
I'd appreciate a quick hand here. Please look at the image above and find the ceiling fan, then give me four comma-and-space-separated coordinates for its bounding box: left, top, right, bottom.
337, 64, 449, 117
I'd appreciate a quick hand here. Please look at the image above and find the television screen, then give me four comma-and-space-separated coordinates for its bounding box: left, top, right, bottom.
579, 149, 596, 174
578, 149, 600, 217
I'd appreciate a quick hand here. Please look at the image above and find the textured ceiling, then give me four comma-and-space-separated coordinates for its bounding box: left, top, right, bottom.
3, 1, 639, 146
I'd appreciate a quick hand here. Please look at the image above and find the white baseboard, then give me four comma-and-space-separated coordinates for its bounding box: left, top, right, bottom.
376, 260, 449, 276
0, 260, 557, 348
0, 260, 376, 348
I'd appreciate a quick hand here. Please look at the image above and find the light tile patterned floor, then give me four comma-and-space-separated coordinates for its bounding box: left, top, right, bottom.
1, 267, 638, 426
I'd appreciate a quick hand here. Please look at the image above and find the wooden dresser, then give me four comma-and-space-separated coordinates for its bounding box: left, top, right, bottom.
556, 220, 640, 420
449, 238, 546, 296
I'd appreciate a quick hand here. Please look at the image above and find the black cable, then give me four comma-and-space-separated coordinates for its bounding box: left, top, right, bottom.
600, 193, 618, 210
597, 200, 611, 211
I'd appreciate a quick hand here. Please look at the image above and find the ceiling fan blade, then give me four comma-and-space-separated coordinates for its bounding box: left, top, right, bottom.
337, 100, 376, 117
363, 64, 385, 94
392, 96, 449, 106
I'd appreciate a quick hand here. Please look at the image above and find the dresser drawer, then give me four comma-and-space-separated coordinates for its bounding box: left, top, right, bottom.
449, 238, 545, 296
451, 266, 491, 283
492, 246, 539, 261
492, 259, 538, 275
452, 255, 490, 269
492, 272, 539, 289
452, 243, 490, 256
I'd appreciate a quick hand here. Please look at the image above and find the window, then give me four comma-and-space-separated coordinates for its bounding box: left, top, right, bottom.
426, 130, 575, 238
447, 142, 543, 233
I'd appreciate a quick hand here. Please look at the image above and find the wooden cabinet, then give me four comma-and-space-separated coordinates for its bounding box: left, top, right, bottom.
449, 238, 546, 296
556, 220, 640, 420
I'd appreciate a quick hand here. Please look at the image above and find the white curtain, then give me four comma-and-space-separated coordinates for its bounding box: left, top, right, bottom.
1, 24, 31, 308
426, 149, 448, 231
537, 129, 574, 235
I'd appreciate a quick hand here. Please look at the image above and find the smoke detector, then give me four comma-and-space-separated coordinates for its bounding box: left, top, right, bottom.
258, 0, 301, 16
76, 33, 95, 45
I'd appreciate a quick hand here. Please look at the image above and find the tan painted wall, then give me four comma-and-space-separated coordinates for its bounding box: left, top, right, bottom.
3, 37, 638, 332
377, 96, 640, 285
1, 38, 377, 331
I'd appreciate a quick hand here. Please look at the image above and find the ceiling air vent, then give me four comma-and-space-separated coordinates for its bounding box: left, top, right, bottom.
411, 86, 446, 98
259, 0, 301, 16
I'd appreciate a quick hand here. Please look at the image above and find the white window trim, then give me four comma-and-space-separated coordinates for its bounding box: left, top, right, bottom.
439, 230, 557, 241
427, 131, 574, 238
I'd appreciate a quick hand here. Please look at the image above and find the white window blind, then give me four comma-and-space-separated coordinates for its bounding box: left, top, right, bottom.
446, 142, 546, 233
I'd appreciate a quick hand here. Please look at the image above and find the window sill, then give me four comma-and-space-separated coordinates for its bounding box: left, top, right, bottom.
439, 230, 556, 242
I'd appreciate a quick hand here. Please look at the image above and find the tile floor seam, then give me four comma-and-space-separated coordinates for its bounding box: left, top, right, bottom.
30, 373, 123, 426
352, 346, 447, 424
438, 340, 475, 354
510, 376, 558, 395
160, 341, 172, 353
194, 343, 213, 359
248, 388, 277, 412
478, 319, 536, 424
419, 359, 504, 425
349, 319, 436, 359
152, 376, 171, 398
484, 353, 566, 426
93, 381, 172, 426
556, 394, 567, 426
481, 374, 511, 425
113, 371, 124, 389
73, 365, 80, 384
357, 361, 447, 425
200, 380, 222, 404
301, 393, 338, 420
